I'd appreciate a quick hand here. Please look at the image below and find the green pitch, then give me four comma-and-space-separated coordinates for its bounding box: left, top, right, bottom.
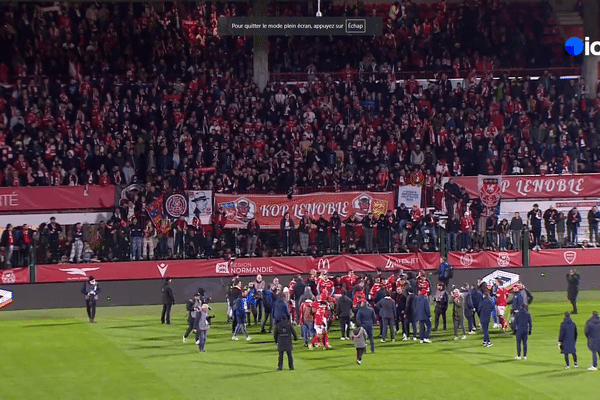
1, 291, 600, 400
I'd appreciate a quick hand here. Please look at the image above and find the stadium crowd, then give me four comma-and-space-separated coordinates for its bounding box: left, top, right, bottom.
0, 1, 599, 267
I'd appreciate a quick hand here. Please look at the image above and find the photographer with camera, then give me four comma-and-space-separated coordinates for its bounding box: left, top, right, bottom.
81, 276, 101, 323
183, 293, 202, 343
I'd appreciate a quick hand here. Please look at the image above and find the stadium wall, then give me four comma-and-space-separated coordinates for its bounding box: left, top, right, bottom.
5, 265, 600, 310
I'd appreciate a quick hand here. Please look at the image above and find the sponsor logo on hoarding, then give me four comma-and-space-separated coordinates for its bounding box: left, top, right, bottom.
59, 267, 99, 277
317, 258, 331, 272
157, 263, 169, 277
0, 288, 13, 309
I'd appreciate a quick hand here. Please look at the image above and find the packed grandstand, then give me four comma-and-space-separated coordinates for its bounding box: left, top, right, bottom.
0, 0, 598, 269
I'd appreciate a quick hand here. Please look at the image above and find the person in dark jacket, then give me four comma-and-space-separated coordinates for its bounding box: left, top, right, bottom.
81, 276, 101, 323
273, 292, 291, 324
514, 304, 532, 359
567, 269, 580, 314
416, 289, 432, 343
433, 283, 449, 331
280, 212, 295, 255
478, 292, 494, 347
260, 286, 276, 334
462, 284, 475, 333
274, 318, 298, 370
336, 289, 353, 340
559, 311, 578, 369
470, 284, 483, 331
355, 301, 377, 353
183, 293, 201, 342
450, 289, 466, 340
404, 288, 418, 341
584, 311, 600, 370
376, 292, 397, 342
161, 278, 175, 324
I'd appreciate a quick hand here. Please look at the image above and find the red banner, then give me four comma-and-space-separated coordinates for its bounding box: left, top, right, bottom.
215, 191, 395, 229
0, 186, 115, 213
0, 267, 30, 284
529, 248, 600, 267
451, 174, 600, 199
448, 251, 523, 269
35, 253, 441, 283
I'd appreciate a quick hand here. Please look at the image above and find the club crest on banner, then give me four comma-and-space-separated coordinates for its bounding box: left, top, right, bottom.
219, 197, 256, 224
496, 252, 510, 267
478, 175, 502, 216
564, 251, 577, 265
165, 194, 188, 219
460, 253, 473, 267
1, 270, 16, 284
215, 262, 230, 274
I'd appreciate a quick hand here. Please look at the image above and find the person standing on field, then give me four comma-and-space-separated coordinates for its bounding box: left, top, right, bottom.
451, 289, 466, 340
567, 269, 580, 314
559, 311, 578, 369
514, 304, 532, 360
352, 323, 368, 365
274, 318, 298, 370
584, 311, 600, 371
161, 278, 175, 325
183, 293, 201, 342
81, 276, 101, 323
478, 292, 494, 347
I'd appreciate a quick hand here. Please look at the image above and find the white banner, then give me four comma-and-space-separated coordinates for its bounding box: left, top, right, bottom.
397, 185, 422, 209
187, 191, 213, 225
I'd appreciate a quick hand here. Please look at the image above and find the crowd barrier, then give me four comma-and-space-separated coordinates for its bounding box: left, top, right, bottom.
1, 247, 599, 285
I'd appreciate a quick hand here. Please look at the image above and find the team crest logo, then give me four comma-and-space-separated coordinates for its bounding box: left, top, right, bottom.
215, 262, 230, 274
496, 252, 510, 268
460, 253, 473, 267
219, 197, 256, 224
352, 193, 373, 218
563, 251, 577, 265
480, 178, 501, 208
1, 270, 16, 284
165, 194, 188, 219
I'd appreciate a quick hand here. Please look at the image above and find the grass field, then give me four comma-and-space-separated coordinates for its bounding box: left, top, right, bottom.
1, 291, 600, 400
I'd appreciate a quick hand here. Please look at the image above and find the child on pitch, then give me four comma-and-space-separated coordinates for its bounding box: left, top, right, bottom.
309, 299, 332, 349
352, 322, 368, 365
232, 289, 251, 341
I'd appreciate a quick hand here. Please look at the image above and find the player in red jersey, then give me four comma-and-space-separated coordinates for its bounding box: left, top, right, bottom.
494, 278, 510, 330
341, 270, 360, 293
416, 271, 431, 296
309, 300, 331, 349
317, 271, 335, 297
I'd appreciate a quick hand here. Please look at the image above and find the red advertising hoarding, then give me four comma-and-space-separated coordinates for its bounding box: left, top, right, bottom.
215, 191, 395, 228
529, 248, 600, 267
450, 174, 600, 199
35, 253, 441, 283
0, 267, 30, 284
0, 186, 115, 213
447, 251, 523, 269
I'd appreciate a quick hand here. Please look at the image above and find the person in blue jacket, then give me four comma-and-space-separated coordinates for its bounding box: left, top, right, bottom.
514, 304, 532, 359
478, 292, 494, 347
355, 300, 377, 354
260, 286, 276, 334
272, 292, 291, 325
559, 311, 578, 369
584, 310, 600, 370
416, 289, 432, 343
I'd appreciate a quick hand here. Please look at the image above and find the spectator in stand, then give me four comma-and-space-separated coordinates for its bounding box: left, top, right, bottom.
142, 220, 157, 260
298, 214, 312, 256
557, 212, 567, 247
130, 217, 143, 261
446, 214, 460, 252
588, 207, 600, 246
566, 207, 582, 246
329, 212, 342, 254
69, 222, 84, 263
174, 216, 188, 259
246, 217, 260, 257
280, 212, 295, 256
0, 224, 15, 268
421, 209, 438, 251
343, 213, 359, 253
314, 214, 328, 255
528, 204, 543, 251
47, 217, 62, 263
510, 212, 524, 251
544, 205, 558, 243
497, 219, 509, 251
362, 212, 375, 254
460, 211, 474, 251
